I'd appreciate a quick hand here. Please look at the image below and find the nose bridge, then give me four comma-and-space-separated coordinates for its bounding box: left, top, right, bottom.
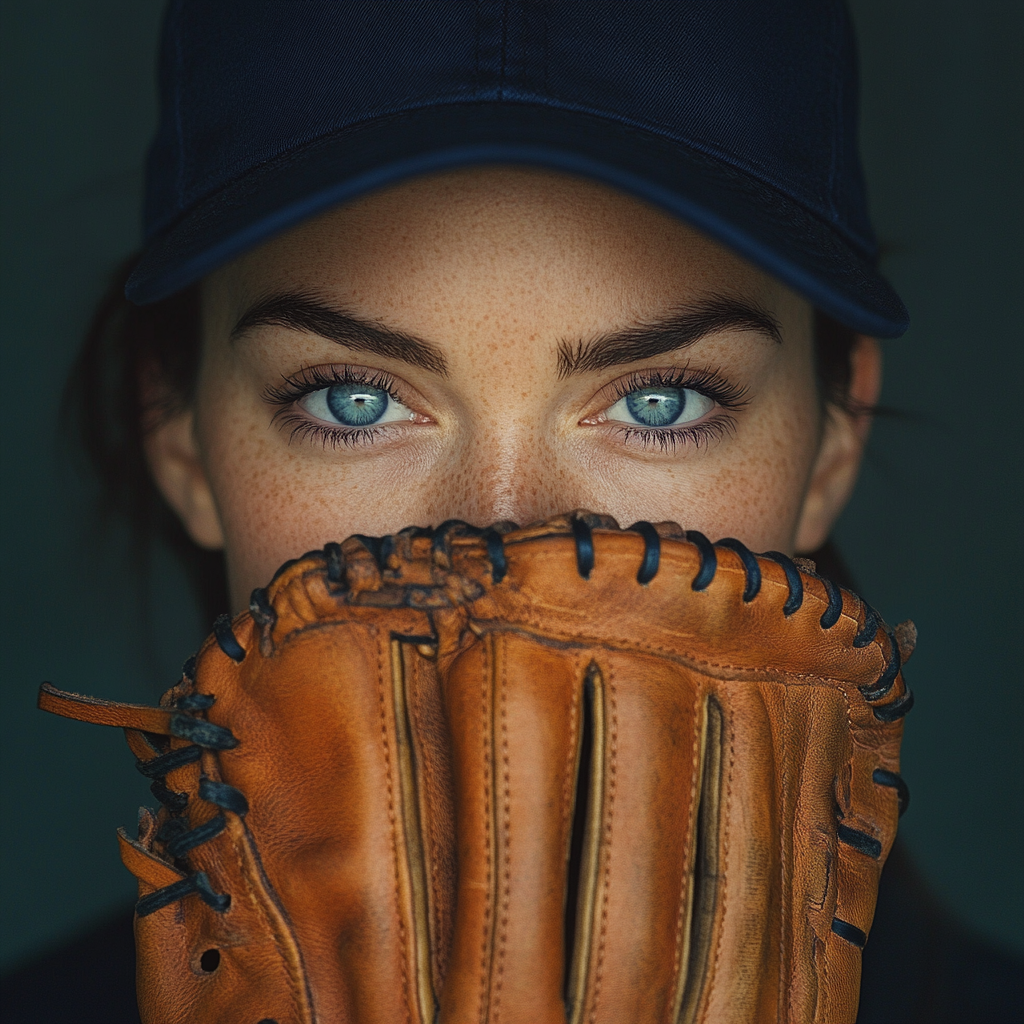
437, 421, 580, 528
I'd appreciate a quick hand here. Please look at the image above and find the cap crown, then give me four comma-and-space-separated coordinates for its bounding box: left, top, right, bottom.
146, 0, 874, 257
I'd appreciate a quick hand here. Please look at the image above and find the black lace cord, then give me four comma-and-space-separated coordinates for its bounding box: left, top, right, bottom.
431, 519, 481, 563
324, 541, 344, 583
872, 768, 911, 816
170, 713, 238, 750
831, 767, 911, 946
482, 528, 508, 583
855, 623, 915, 722
818, 576, 843, 629
249, 587, 277, 630
131, 696, 241, 917
714, 538, 762, 601
163, 811, 228, 858
176, 693, 215, 712
762, 551, 804, 615
853, 603, 880, 648
318, 526, 911, 726
671, 535, 910, 722
135, 744, 201, 779
872, 688, 914, 722
148, 778, 189, 814
571, 516, 595, 580
135, 870, 229, 918
685, 531, 717, 591
859, 626, 901, 701
831, 918, 868, 949
628, 521, 661, 585
159, 779, 250, 859
213, 614, 246, 662
836, 822, 883, 859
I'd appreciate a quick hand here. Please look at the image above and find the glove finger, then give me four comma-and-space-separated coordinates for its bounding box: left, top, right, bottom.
567, 653, 710, 1024
197, 603, 438, 1024
438, 631, 585, 1024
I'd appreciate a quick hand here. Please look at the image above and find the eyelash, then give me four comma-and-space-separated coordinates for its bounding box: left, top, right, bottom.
262, 365, 410, 448
263, 363, 750, 452
601, 366, 749, 452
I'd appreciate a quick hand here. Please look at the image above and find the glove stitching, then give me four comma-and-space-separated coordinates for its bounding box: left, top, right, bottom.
671, 688, 705, 1011
827, 687, 872, 957
561, 659, 582, 859
376, 638, 414, 1024
227, 814, 311, 1023
407, 656, 445, 995
469, 621, 881, 694
477, 636, 494, 1023
463, 581, 883, 678
40, 521, 912, 1024
493, 633, 512, 1017
272, 539, 901, 707
782, 691, 795, 1023
699, 709, 735, 1024
588, 665, 617, 1024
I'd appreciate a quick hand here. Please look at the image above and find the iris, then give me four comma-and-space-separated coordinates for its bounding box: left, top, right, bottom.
624, 388, 685, 427
325, 384, 390, 426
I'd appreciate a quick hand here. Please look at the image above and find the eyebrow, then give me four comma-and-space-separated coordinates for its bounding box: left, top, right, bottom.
231, 293, 450, 376
556, 296, 783, 378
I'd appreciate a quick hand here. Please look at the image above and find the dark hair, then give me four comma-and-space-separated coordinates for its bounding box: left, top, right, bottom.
64, 257, 863, 618
64, 258, 228, 624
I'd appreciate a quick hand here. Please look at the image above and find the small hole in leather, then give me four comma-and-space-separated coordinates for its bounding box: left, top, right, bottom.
256, 1019, 278, 1024
199, 948, 220, 973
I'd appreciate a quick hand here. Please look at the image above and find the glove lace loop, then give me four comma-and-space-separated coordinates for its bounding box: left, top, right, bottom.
570, 525, 913, 724
131, 692, 244, 918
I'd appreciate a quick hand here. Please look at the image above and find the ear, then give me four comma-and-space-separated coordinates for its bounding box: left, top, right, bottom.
794, 335, 882, 554
143, 407, 225, 550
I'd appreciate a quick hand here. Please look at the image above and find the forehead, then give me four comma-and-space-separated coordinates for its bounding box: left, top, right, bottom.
206, 166, 798, 336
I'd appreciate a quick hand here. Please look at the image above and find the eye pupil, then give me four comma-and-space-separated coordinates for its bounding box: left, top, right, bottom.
625, 388, 685, 427
326, 384, 389, 426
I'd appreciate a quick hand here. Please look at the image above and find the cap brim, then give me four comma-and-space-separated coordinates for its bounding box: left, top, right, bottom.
127, 104, 908, 337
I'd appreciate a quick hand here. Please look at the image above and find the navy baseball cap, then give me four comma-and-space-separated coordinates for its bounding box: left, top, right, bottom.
127, 0, 909, 338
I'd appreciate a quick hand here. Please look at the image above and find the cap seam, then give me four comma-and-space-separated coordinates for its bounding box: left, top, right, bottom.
499, 0, 509, 101
172, 0, 186, 217
827, 0, 843, 228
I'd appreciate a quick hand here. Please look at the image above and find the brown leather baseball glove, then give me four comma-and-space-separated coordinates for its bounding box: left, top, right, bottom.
39, 512, 913, 1024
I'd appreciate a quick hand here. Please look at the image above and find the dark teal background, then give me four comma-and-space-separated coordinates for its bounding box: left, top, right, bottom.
1, 1, 1021, 971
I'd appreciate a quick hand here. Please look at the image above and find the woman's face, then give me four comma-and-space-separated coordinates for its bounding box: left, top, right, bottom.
147, 167, 879, 610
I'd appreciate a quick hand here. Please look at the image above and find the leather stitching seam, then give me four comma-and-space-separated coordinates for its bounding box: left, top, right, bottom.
672, 687, 705, 1007
377, 639, 413, 1024
456, 621, 884, 687
477, 636, 493, 1023
493, 633, 512, 1018
407, 657, 443, 993
699, 705, 735, 1024
588, 665, 617, 1024
779, 689, 790, 1022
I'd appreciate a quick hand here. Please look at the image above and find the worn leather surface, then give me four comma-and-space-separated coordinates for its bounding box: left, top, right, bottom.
39, 512, 911, 1024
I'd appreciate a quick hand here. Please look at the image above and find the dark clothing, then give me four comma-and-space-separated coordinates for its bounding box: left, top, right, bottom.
2, 840, 1021, 1024
855, 841, 1023, 1024
2, 909, 139, 1024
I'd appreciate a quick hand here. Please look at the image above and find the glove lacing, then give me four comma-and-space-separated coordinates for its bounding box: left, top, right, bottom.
132, 517, 912, 929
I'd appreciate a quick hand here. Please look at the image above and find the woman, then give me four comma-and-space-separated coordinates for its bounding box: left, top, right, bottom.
6, 2, 1021, 1022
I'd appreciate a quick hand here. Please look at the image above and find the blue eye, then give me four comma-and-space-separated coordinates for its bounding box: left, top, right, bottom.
326, 383, 389, 425
625, 388, 683, 426
301, 381, 414, 427
606, 386, 714, 427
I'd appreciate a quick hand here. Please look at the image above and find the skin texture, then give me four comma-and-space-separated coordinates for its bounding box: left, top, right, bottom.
144, 167, 881, 611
